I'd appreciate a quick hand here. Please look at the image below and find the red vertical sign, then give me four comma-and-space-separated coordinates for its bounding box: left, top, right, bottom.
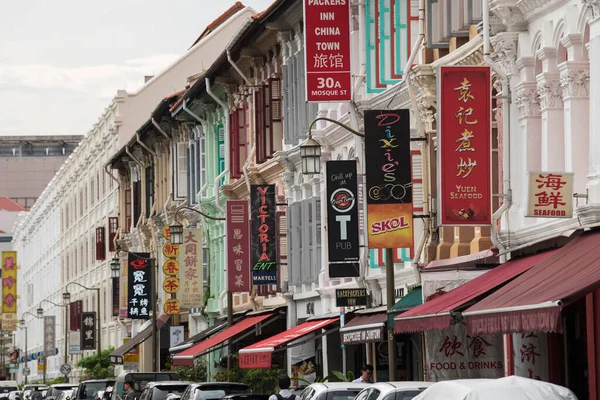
439, 66, 492, 225
227, 200, 251, 292
304, 0, 351, 102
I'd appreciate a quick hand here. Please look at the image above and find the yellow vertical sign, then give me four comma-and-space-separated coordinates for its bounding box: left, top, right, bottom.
2, 251, 17, 313
177, 229, 203, 308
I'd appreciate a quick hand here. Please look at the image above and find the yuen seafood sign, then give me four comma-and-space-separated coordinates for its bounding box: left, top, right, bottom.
438, 66, 492, 225
364, 110, 413, 249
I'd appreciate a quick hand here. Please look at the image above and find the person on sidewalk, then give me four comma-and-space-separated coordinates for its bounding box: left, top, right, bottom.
353, 364, 374, 383
269, 375, 300, 400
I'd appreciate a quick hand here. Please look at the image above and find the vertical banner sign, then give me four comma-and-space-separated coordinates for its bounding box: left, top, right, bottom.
112, 277, 119, 317
364, 110, 413, 248
250, 185, 278, 285
526, 172, 574, 218
119, 256, 128, 317
163, 241, 181, 315
69, 331, 81, 355
303, 0, 351, 102
127, 252, 152, 319
439, 66, 492, 225
227, 200, 251, 292
43, 316, 56, 357
176, 229, 202, 309
80, 312, 96, 351
70, 300, 83, 330
2, 251, 17, 313
326, 161, 360, 278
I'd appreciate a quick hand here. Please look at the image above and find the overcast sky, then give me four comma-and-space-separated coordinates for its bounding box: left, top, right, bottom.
0, 0, 274, 137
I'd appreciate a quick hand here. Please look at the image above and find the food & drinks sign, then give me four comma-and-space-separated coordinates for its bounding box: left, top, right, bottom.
364, 110, 413, 249
227, 200, 251, 292
438, 66, 492, 225
127, 252, 152, 320
304, 0, 351, 102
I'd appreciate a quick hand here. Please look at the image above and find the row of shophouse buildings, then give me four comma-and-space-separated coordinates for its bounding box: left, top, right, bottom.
12, 0, 600, 397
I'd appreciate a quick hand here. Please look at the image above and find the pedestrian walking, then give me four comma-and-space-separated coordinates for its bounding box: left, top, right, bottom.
269, 375, 300, 400
352, 364, 374, 383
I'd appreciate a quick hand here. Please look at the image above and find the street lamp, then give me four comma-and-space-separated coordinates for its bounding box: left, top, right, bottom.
110, 257, 121, 278
168, 206, 224, 245
39, 299, 69, 382
18, 320, 28, 385
299, 116, 398, 379
63, 282, 101, 358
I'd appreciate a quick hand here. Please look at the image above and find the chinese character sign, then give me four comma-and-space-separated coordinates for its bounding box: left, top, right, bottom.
527, 172, 573, 218
364, 110, 413, 249
2, 251, 18, 313
112, 277, 119, 317
70, 300, 83, 330
304, 0, 351, 102
512, 332, 549, 381
439, 66, 492, 225
1, 313, 17, 332
43, 316, 56, 357
176, 229, 203, 308
227, 200, 251, 292
127, 253, 153, 320
119, 256, 128, 318
425, 324, 503, 381
250, 185, 278, 286
80, 312, 96, 351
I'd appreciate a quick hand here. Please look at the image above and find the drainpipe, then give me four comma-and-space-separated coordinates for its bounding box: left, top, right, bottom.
206, 78, 230, 214
227, 48, 257, 194
483, 0, 512, 257
152, 118, 170, 140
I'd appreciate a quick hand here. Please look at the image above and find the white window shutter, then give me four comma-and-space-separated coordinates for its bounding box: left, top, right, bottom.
176, 142, 188, 199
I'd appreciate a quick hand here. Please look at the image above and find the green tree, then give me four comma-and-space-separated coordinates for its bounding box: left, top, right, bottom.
176, 359, 207, 382
76, 348, 115, 379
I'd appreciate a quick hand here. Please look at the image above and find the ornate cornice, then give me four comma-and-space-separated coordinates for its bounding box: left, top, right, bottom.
490, 1, 527, 31
559, 63, 590, 99
537, 74, 564, 110
583, 0, 600, 22
515, 81, 541, 117
516, 0, 565, 22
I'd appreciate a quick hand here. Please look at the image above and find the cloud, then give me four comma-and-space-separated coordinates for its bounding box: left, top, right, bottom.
0, 54, 180, 99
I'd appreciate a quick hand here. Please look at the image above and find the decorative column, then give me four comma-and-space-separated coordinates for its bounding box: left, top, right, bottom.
536, 48, 565, 172
585, 0, 600, 203
514, 58, 541, 226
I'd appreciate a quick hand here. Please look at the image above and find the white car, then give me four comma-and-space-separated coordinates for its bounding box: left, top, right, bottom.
412, 376, 577, 400
299, 383, 369, 400
354, 382, 433, 400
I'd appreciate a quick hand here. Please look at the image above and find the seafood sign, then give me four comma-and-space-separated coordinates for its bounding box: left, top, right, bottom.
364, 110, 413, 249
438, 66, 492, 225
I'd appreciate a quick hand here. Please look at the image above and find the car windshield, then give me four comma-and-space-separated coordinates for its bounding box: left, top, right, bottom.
0, 389, 18, 394
81, 383, 113, 399
324, 390, 363, 400
151, 386, 189, 400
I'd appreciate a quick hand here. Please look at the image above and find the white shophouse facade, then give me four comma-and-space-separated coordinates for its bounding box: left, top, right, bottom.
13, 102, 121, 382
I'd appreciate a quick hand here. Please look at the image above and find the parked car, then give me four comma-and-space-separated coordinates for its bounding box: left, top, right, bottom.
164, 394, 181, 400
179, 383, 251, 400
299, 383, 369, 400
56, 390, 74, 400
220, 395, 269, 400
0, 382, 20, 399
139, 382, 191, 400
354, 382, 433, 400
76, 380, 116, 400
112, 372, 180, 400
46, 385, 79, 400
8, 391, 21, 400
412, 376, 577, 400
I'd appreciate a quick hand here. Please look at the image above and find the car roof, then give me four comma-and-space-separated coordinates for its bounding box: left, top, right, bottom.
81, 380, 115, 383
363, 382, 433, 392
52, 385, 78, 388
147, 382, 191, 387
306, 383, 370, 391
191, 383, 249, 387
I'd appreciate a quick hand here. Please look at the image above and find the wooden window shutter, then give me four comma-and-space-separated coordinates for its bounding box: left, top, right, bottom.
96, 227, 106, 261
108, 217, 118, 252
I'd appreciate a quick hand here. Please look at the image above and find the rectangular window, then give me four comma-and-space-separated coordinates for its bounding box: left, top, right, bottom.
145, 165, 155, 217
229, 107, 247, 179
90, 177, 95, 206
108, 217, 118, 252
175, 142, 188, 200
97, 172, 100, 201
132, 182, 141, 226
96, 227, 106, 261
124, 187, 132, 233
199, 133, 207, 197
256, 78, 283, 163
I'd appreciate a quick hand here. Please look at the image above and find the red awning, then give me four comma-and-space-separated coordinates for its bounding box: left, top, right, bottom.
464, 231, 600, 335
340, 312, 387, 345
394, 250, 557, 333
172, 313, 274, 366
238, 317, 339, 369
